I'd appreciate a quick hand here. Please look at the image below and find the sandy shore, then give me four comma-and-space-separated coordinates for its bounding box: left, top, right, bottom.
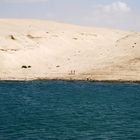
0, 19, 140, 81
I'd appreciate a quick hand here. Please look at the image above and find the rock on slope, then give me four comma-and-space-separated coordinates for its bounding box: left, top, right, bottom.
0, 19, 140, 81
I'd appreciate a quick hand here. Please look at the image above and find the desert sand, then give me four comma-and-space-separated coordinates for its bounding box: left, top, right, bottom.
0, 19, 140, 81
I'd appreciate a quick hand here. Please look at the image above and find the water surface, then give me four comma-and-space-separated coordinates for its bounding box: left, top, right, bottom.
0, 81, 140, 140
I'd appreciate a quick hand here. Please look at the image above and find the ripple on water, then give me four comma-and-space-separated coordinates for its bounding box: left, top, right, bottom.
0, 81, 140, 140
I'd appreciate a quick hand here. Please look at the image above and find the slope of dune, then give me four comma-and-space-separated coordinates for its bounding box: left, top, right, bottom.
0, 19, 140, 81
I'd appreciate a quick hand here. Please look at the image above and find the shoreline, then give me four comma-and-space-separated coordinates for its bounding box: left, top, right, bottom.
0, 78, 140, 84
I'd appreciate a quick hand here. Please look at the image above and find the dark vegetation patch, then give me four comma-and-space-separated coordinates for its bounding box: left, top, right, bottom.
27, 34, 41, 39
9, 35, 16, 40
0, 49, 18, 52
56, 65, 60, 68
73, 38, 78, 40
21, 65, 32, 69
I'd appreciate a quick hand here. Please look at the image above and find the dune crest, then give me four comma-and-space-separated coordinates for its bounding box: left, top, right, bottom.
0, 19, 140, 81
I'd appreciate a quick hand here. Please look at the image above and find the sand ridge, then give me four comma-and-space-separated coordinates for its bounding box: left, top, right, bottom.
0, 19, 140, 81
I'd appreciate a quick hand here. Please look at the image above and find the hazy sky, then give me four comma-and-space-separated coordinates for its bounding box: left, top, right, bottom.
0, 0, 140, 31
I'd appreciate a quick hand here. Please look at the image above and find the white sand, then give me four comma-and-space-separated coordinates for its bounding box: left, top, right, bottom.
0, 19, 140, 81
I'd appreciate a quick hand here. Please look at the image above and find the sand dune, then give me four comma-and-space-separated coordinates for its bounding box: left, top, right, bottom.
0, 19, 140, 81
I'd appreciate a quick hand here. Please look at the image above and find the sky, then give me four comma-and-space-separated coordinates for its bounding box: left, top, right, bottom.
0, 0, 140, 31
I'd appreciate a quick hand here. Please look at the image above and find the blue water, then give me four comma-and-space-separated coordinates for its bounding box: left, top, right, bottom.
0, 81, 140, 140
